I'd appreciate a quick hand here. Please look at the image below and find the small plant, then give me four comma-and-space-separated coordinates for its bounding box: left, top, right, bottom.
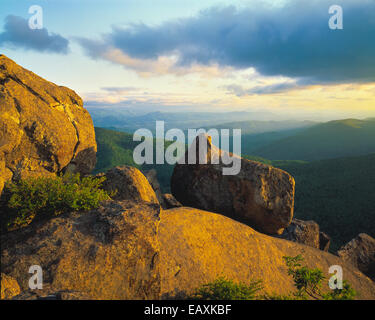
283, 255, 357, 300
188, 276, 263, 300
1, 173, 110, 230
283, 255, 325, 299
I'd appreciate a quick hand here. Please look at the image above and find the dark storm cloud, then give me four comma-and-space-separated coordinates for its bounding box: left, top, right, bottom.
225, 83, 297, 96
78, 0, 375, 83
225, 78, 315, 96
0, 15, 69, 54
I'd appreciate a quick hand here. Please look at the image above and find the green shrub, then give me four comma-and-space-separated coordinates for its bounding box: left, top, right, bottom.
283, 255, 357, 300
1, 173, 110, 230
283, 255, 325, 299
188, 276, 263, 300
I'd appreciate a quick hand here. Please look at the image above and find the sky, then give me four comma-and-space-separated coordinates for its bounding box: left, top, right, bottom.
0, 0, 374, 120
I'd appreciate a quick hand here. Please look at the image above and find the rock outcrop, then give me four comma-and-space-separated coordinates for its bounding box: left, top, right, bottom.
0, 55, 97, 195
171, 134, 295, 234
276, 219, 326, 250
276, 219, 330, 251
98, 166, 159, 205
159, 207, 375, 299
1, 273, 21, 300
2, 201, 375, 300
337, 233, 375, 281
1, 200, 161, 300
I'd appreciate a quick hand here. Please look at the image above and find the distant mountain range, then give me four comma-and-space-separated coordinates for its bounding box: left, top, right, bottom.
203, 119, 317, 135
89, 109, 284, 132
252, 118, 375, 160
93, 111, 375, 162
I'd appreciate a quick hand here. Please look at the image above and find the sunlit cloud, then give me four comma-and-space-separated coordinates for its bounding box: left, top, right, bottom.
77, 41, 233, 78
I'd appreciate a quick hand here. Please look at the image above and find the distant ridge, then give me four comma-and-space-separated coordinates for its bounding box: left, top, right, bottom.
253, 118, 375, 161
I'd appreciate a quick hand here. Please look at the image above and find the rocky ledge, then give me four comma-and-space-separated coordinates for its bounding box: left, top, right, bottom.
1, 165, 375, 300
0, 55, 97, 195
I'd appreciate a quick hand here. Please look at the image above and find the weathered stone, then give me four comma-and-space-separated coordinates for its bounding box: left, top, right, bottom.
1, 200, 161, 300
319, 232, 331, 252
276, 219, 320, 249
171, 134, 295, 235
2, 199, 375, 300
162, 194, 182, 209
99, 166, 159, 205
1, 273, 21, 300
337, 233, 375, 281
158, 207, 375, 299
0, 55, 97, 194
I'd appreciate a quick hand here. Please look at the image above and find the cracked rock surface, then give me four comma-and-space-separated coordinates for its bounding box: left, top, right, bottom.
0, 54, 97, 194
158, 207, 375, 299
337, 233, 375, 281
1, 200, 161, 300
171, 134, 295, 235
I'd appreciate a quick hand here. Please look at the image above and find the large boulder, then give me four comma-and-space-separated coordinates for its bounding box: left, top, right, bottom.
276, 219, 331, 251
98, 166, 159, 205
0, 55, 97, 194
337, 233, 375, 281
2, 199, 375, 300
277, 219, 320, 249
1, 200, 161, 300
159, 207, 375, 299
171, 134, 295, 234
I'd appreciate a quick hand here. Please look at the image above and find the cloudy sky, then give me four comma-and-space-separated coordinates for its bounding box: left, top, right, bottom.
1, 0, 374, 119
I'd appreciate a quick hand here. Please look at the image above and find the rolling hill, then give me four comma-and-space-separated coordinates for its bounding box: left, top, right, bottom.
205, 120, 316, 135
252, 118, 375, 160
94, 127, 140, 173
90, 110, 277, 133
94, 127, 175, 189
197, 120, 316, 154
